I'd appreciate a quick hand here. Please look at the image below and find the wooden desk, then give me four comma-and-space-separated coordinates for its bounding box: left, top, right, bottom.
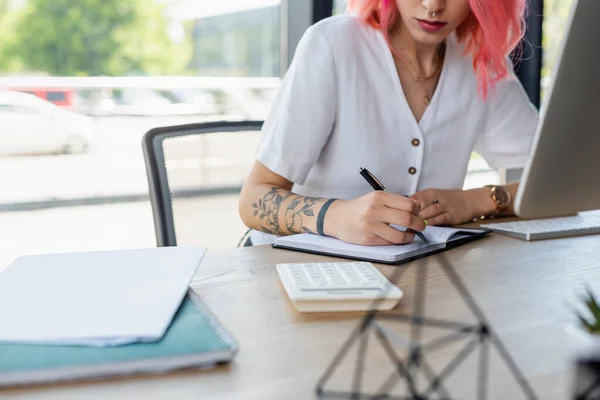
4, 232, 600, 399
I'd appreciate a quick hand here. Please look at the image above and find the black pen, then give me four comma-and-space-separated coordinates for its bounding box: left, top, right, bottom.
359, 167, 429, 244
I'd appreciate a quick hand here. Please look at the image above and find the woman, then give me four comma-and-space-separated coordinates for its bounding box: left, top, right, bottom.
239, 0, 538, 246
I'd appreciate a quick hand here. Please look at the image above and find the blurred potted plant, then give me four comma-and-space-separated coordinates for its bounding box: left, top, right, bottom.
571, 288, 600, 399
573, 288, 600, 347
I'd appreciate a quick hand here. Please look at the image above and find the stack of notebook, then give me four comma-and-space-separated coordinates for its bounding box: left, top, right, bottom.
0, 247, 238, 387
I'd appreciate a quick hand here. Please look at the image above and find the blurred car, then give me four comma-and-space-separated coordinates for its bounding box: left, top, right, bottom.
160, 88, 218, 115
72, 88, 116, 116
9, 87, 75, 109
109, 88, 218, 116
110, 88, 173, 116
0, 90, 93, 156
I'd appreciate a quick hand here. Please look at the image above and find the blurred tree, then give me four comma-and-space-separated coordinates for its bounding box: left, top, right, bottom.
7, 0, 190, 76
0, 0, 23, 72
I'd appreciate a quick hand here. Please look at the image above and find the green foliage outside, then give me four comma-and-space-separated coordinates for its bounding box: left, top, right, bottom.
0, 0, 24, 72
0, 0, 191, 76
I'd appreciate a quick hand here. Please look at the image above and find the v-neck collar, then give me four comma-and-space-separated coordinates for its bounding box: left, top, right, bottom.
375, 29, 452, 129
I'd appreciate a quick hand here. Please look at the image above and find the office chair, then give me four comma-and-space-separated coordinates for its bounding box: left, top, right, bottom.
142, 120, 263, 248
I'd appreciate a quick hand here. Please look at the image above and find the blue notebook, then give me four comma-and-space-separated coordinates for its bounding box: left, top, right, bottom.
0, 291, 238, 387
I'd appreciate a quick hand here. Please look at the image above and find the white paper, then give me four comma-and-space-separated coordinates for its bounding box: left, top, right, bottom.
0, 247, 205, 346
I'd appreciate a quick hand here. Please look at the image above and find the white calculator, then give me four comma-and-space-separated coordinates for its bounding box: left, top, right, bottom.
276, 261, 403, 313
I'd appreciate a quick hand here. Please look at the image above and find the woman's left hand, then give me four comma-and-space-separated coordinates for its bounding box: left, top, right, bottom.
410, 188, 492, 226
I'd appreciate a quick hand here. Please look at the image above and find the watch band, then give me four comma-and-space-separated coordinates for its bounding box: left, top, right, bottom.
484, 185, 511, 217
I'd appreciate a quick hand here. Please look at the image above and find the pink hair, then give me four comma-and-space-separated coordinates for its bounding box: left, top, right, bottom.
347, 0, 526, 100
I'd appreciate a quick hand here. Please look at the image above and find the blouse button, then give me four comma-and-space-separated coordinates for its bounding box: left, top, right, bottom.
408, 167, 417, 175
411, 138, 420, 147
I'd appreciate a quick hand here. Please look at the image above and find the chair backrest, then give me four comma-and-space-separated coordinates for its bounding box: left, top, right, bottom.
142, 121, 263, 247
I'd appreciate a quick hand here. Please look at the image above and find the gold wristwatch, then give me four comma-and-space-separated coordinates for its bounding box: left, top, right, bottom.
484, 185, 512, 217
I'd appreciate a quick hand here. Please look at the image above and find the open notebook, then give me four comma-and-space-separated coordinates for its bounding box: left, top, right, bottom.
273, 226, 490, 264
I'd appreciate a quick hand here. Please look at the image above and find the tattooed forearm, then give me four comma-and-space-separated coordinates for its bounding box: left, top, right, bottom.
284, 196, 321, 234
252, 187, 326, 235
252, 187, 292, 235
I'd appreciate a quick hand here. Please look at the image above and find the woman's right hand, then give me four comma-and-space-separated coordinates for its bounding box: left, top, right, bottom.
324, 192, 426, 246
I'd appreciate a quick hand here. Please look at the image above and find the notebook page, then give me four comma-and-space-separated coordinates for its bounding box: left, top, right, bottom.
274, 234, 446, 263
422, 226, 466, 243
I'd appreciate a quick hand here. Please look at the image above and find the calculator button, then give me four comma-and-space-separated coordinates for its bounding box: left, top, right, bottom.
290, 271, 309, 286
330, 276, 346, 285
344, 273, 363, 284
293, 278, 309, 286
305, 265, 327, 285
356, 264, 383, 282
322, 264, 343, 280
362, 273, 381, 283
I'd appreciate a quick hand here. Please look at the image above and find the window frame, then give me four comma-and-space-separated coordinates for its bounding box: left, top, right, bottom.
280, 0, 333, 75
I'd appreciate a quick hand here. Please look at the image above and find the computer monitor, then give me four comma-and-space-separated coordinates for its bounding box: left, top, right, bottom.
514, 0, 600, 219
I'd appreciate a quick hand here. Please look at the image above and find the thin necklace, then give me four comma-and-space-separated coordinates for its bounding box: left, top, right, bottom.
393, 44, 445, 104
394, 42, 445, 81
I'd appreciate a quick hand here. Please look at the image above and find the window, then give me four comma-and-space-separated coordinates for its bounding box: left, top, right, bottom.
542, 0, 575, 100
46, 90, 67, 104
0, 0, 284, 268
191, 6, 281, 78
334, 0, 347, 14
46, 91, 67, 102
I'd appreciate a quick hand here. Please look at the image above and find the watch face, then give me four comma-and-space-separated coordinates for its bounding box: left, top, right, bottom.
494, 187, 510, 206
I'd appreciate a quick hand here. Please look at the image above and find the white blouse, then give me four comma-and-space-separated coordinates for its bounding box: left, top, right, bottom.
251, 14, 538, 245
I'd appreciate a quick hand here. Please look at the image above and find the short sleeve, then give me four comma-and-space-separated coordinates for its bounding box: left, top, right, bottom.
255, 26, 336, 185
473, 62, 539, 169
